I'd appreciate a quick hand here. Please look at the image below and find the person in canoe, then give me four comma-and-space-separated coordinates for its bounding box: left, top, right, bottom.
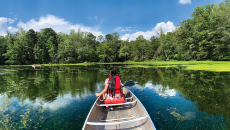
95, 67, 123, 101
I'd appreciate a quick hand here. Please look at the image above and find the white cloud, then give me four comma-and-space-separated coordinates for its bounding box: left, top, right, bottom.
120, 21, 176, 41
0, 17, 8, 36
0, 15, 104, 37
179, 0, 191, 4
121, 28, 132, 32
17, 14, 103, 37
7, 18, 16, 24
8, 26, 18, 32
113, 27, 121, 31
113, 27, 135, 32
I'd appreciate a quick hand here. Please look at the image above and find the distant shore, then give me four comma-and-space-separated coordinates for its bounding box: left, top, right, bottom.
1, 61, 230, 72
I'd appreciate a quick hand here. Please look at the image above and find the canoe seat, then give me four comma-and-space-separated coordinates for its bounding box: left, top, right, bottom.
97, 95, 136, 107
104, 95, 125, 104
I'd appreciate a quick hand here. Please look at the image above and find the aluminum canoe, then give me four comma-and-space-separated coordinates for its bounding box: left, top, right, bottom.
82, 87, 156, 130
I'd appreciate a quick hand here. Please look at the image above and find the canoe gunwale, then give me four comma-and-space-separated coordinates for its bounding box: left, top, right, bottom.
82, 96, 100, 130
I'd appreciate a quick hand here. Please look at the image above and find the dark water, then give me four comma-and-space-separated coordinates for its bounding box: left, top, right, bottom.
0, 65, 229, 129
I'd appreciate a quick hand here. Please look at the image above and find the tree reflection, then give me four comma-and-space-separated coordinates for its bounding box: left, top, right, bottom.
119, 67, 230, 129
1, 65, 230, 129
0, 66, 107, 103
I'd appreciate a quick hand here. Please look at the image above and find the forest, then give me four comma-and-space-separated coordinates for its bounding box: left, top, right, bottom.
0, 0, 230, 65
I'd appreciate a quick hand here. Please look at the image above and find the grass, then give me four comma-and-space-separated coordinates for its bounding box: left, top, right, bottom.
120, 61, 230, 72
1, 61, 230, 72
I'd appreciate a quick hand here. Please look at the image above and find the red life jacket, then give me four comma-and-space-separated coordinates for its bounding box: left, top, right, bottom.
105, 75, 125, 104
107, 76, 121, 93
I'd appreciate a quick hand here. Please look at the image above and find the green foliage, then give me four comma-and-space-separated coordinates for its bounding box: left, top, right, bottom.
57, 39, 76, 63
1, 1, 230, 64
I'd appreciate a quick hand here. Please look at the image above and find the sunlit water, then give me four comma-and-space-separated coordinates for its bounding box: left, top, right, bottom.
0, 65, 228, 129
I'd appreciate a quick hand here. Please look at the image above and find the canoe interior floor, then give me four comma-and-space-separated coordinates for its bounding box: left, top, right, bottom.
103, 105, 148, 130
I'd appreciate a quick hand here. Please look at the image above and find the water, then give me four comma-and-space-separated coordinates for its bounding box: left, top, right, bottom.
0, 65, 228, 129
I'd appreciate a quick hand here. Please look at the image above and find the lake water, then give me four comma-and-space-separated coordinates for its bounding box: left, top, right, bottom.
0, 65, 228, 130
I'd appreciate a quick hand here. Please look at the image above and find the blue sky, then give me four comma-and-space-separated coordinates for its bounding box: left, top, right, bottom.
0, 0, 224, 40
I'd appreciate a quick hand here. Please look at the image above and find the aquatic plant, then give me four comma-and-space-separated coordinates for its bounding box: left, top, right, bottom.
0, 69, 16, 76
170, 111, 186, 121
0, 94, 47, 130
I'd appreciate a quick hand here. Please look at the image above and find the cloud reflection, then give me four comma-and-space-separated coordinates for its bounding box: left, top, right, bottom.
15, 83, 103, 111
135, 82, 177, 97
16, 93, 73, 111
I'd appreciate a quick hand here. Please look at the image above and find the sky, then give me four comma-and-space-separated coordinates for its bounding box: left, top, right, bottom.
0, 0, 224, 41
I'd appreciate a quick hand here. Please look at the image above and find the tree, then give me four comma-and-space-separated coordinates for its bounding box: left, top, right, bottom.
150, 35, 161, 60
105, 34, 113, 42
40, 28, 58, 63
25, 29, 37, 64
0, 36, 6, 64
97, 35, 104, 43
155, 26, 167, 60
57, 39, 76, 63
119, 39, 130, 61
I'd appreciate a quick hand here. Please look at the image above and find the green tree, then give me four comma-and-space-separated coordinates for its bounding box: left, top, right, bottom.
97, 35, 104, 43
0, 36, 6, 64
57, 39, 76, 63
25, 29, 38, 64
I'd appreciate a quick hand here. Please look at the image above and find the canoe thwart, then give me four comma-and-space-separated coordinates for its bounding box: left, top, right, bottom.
87, 115, 148, 125
99, 116, 137, 122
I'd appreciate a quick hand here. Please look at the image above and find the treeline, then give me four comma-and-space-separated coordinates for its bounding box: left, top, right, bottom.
0, 0, 230, 65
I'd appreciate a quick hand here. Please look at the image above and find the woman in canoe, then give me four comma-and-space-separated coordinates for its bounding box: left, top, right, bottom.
95, 67, 123, 101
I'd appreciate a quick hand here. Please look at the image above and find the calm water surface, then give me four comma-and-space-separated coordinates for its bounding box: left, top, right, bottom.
0, 65, 228, 129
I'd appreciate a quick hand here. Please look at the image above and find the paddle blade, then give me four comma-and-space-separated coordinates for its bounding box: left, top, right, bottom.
124, 81, 135, 86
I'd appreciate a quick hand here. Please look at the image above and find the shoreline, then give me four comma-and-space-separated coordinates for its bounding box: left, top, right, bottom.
0, 61, 229, 72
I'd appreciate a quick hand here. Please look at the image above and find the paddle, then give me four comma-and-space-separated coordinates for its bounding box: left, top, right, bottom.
123, 81, 135, 87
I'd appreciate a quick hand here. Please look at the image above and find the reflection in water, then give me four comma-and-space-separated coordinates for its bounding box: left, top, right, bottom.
0, 66, 108, 129
18, 93, 76, 111
146, 83, 176, 97
120, 67, 228, 129
184, 112, 196, 120
132, 82, 176, 97
0, 66, 229, 129
16, 83, 103, 112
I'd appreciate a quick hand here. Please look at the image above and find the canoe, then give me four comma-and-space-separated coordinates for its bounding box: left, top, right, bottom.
82, 87, 156, 130
32, 65, 44, 67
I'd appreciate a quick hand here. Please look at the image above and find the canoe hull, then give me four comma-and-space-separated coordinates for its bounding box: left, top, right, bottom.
82, 87, 156, 130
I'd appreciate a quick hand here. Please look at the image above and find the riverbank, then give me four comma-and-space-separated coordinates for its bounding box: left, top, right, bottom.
0, 61, 230, 72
